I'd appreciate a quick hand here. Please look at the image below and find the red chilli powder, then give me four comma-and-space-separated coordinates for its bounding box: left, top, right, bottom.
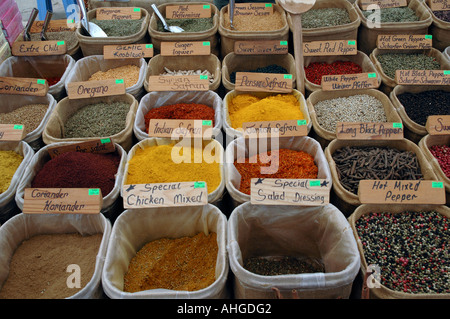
31, 151, 120, 196
304, 61, 363, 85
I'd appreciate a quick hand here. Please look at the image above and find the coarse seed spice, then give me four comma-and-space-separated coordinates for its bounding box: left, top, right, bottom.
88, 65, 140, 88
355, 211, 450, 294
376, 53, 441, 79
124, 232, 218, 292
244, 256, 325, 276
302, 8, 351, 28
0, 104, 48, 136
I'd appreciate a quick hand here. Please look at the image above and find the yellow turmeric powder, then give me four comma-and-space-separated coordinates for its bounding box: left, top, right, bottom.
228, 93, 304, 129
0, 150, 23, 194
126, 142, 221, 194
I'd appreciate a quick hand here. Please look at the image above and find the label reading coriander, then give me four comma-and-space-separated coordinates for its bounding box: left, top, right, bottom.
0, 77, 48, 96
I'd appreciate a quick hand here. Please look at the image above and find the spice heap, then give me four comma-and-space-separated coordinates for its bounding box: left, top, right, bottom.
0, 233, 102, 299
362, 6, 419, 22
433, 10, 450, 22
64, 101, 130, 138
228, 94, 304, 129
302, 8, 351, 28
314, 94, 387, 132
429, 145, 450, 178
157, 17, 214, 32
88, 65, 140, 88
46, 76, 61, 86
30, 31, 78, 52
355, 211, 450, 294
126, 143, 221, 194
234, 149, 318, 194
396, 90, 450, 126
91, 18, 144, 37
31, 151, 120, 196
0, 150, 23, 194
244, 256, 325, 276
0, 104, 48, 136
144, 103, 215, 134
124, 232, 218, 292
304, 61, 362, 85
223, 8, 284, 31
376, 53, 441, 79
332, 146, 423, 194
229, 64, 288, 84
161, 67, 215, 84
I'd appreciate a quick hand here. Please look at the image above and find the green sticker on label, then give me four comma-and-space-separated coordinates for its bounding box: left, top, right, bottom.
202, 120, 212, 126
393, 122, 403, 129
100, 138, 111, 144
280, 41, 288, 46
116, 79, 124, 84
194, 182, 206, 188
200, 75, 208, 80
203, 4, 210, 9
425, 35, 432, 39
37, 79, 46, 84
444, 70, 450, 75
57, 41, 65, 45
368, 73, 377, 78
133, 8, 140, 12
146, 44, 153, 48
13, 125, 23, 130
432, 182, 443, 188
203, 41, 210, 46
284, 74, 293, 79
297, 120, 307, 126
309, 180, 321, 187
265, 3, 273, 7
67, 19, 74, 24
348, 40, 356, 45
88, 189, 100, 195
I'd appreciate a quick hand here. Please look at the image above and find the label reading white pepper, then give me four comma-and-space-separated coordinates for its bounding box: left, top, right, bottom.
321, 73, 379, 91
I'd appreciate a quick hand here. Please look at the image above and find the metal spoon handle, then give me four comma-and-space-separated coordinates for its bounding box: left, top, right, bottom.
151, 4, 169, 30
24, 8, 39, 41
229, 0, 235, 28
41, 10, 53, 41
77, 0, 89, 33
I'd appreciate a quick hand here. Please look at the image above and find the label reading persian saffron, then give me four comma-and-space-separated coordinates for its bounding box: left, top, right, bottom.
0, 77, 48, 96
250, 178, 330, 206
303, 40, 357, 56
122, 182, 208, 208
23, 188, 103, 214
160, 41, 211, 56
103, 44, 153, 59
235, 72, 293, 93
336, 122, 404, 140
166, 4, 211, 19
46, 139, 116, 159
0, 124, 25, 141
96, 7, 141, 20
67, 79, 126, 99
234, 40, 289, 55
395, 70, 450, 85
359, 180, 446, 204
426, 115, 450, 135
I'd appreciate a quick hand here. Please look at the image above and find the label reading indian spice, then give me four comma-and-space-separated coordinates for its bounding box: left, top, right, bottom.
336, 122, 404, 140
122, 182, 208, 208
23, 188, 103, 214
250, 178, 330, 206
148, 119, 213, 139
358, 180, 446, 204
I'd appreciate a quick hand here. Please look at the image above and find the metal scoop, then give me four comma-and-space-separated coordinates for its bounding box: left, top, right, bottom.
229, 0, 235, 29
77, 0, 107, 37
23, 8, 39, 41
151, 4, 184, 33
40, 10, 52, 41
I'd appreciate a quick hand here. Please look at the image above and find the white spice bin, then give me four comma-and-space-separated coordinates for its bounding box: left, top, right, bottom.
134, 90, 223, 141
348, 204, 450, 299
228, 202, 360, 299
0, 213, 111, 299
224, 136, 332, 208
102, 204, 229, 299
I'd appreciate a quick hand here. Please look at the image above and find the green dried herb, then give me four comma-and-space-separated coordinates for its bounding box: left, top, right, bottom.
363, 7, 419, 23
91, 18, 144, 37
156, 17, 214, 32
377, 53, 441, 79
301, 8, 351, 28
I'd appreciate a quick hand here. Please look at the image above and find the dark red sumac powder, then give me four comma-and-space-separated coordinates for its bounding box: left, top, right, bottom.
31, 151, 121, 196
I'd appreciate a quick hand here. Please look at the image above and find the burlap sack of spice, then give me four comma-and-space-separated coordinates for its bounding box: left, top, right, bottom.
0, 212, 111, 299
0, 93, 57, 151
348, 204, 450, 299
224, 136, 332, 207
122, 137, 225, 204
419, 134, 450, 204
65, 55, 147, 100
76, 8, 150, 56
324, 139, 438, 216
144, 54, 222, 92
0, 55, 75, 101
222, 52, 297, 92
102, 204, 228, 299
228, 202, 360, 299
218, 3, 289, 58
354, 0, 433, 55
371, 48, 450, 95
89, 0, 214, 14
223, 89, 311, 141
286, 0, 360, 43
306, 88, 402, 149
0, 141, 34, 224
134, 90, 223, 141
304, 50, 380, 96
148, 2, 220, 57
390, 85, 450, 143
42, 93, 138, 152
15, 141, 127, 220
423, 1, 450, 51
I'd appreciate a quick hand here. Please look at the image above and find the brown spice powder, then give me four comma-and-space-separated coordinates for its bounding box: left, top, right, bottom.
0, 233, 102, 299
88, 65, 140, 88
124, 232, 218, 293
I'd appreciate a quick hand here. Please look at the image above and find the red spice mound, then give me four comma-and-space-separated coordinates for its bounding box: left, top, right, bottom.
304, 61, 362, 85
144, 103, 215, 133
234, 149, 319, 195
